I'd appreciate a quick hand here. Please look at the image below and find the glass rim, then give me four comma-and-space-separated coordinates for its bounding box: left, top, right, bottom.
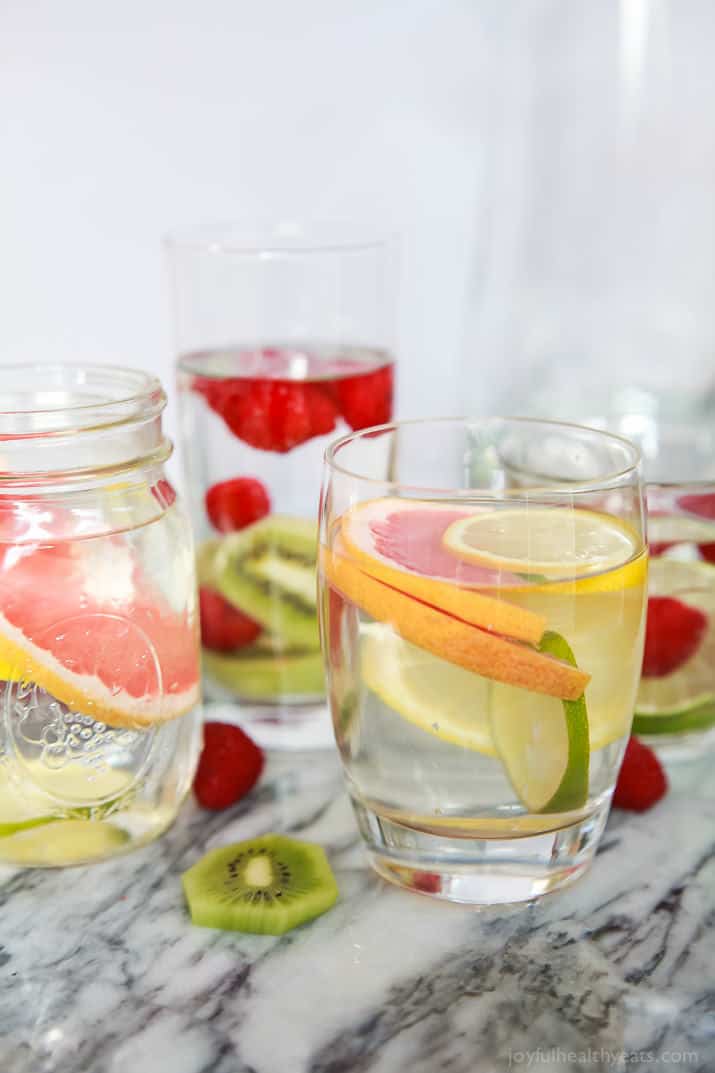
163, 219, 401, 257
0, 363, 166, 438
324, 415, 643, 495
647, 477, 715, 492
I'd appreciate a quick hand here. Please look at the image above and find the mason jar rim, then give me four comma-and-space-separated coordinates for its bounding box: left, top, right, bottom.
324, 415, 643, 495
164, 219, 400, 257
0, 363, 166, 437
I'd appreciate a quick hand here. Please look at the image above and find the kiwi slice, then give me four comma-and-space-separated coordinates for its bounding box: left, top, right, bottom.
213, 517, 320, 650
203, 647, 324, 700
182, 833, 339, 934
197, 538, 222, 587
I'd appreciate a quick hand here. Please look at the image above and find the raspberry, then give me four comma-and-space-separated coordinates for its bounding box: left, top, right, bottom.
612, 736, 667, 812
412, 871, 442, 894
699, 543, 715, 564
192, 375, 231, 419
151, 478, 177, 509
642, 595, 708, 677
307, 384, 339, 437
219, 380, 337, 452
205, 477, 270, 533
193, 722, 264, 810
199, 587, 261, 651
678, 492, 715, 519
336, 365, 394, 431
649, 541, 675, 557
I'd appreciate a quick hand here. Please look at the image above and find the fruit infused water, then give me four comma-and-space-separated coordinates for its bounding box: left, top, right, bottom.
319, 419, 648, 904
634, 489, 715, 753
177, 346, 394, 744
0, 366, 202, 867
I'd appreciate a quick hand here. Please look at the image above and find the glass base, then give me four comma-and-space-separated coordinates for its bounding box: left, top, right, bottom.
203, 700, 335, 750
353, 798, 611, 905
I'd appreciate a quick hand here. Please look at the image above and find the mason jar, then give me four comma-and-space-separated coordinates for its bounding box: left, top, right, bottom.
0, 364, 202, 867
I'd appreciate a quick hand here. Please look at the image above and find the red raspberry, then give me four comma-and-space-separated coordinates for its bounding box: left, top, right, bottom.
193, 722, 265, 810
699, 543, 715, 564
199, 587, 261, 651
336, 365, 394, 431
678, 492, 715, 519
192, 375, 232, 419
306, 383, 339, 438
412, 871, 442, 894
221, 380, 336, 452
195, 363, 341, 451
205, 477, 270, 533
641, 595, 708, 677
648, 541, 674, 557
151, 478, 177, 508
612, 736, 667, 812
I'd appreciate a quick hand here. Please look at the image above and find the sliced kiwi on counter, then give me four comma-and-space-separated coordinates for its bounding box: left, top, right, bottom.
213, 516, 320, 650
182, 833, 339, 934
203, 647, 325, 699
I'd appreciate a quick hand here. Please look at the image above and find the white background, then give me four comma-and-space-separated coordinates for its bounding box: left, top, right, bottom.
0, 0, 493, 468
2, 0, 714, 474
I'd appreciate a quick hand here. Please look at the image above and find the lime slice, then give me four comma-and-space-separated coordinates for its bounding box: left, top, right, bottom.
360, 623, 496, 755
0, 816, 57, 839
490, 631, 590, 813
443, 507, 639, 581
1, 819, 128, 865
635, 558, 715, 734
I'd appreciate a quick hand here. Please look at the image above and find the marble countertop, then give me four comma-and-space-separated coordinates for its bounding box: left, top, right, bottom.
1, 742, 714, 1073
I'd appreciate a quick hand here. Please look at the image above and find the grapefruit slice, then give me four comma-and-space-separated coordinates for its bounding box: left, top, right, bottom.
339, 499, 545, 644
0, 539, 199, 729
322, 543, 589, 700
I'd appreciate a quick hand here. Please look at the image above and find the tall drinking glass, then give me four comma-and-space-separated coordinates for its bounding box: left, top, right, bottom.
318, 418, 647, 904
167, 224, 398, 749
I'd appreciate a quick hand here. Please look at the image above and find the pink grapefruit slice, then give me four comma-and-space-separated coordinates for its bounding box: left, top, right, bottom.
0, 539, 199, 729
339, 499, 545, 644
322, 542, 589, 701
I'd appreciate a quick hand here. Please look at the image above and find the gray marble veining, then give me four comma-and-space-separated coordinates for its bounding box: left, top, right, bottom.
1, 747, 713, 1073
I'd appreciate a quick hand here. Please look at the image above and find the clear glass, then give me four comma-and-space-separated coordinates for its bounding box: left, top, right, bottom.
167, 222, 398, 749
318, 417, 647, 904
502, 401, 715, 764
0, 365, 202, 867
462, 2, 715, 420
613, 420, 715, 762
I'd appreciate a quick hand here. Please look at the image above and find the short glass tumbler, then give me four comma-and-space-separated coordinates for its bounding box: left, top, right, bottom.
0, 365, 202, 867
318, 418, 647, 904
168, 223, 397, 749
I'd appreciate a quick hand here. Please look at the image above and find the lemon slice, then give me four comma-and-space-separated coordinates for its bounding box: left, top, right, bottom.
443, 507, 639, 581
360, 623, 496, 755
490, 631, 590, 813
634, 558, 715, 735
